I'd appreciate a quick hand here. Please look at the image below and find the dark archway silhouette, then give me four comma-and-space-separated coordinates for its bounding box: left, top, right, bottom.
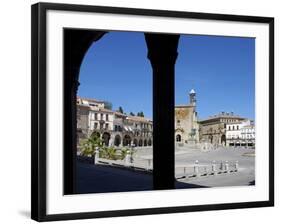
144, 139, 147, 146
209, 135, 213, 144
64, 29, 179, 193
102, 132, 110, 146
91, 131, 100, 138
221, 134, 226, 145
133, 139, 138, 147
123, 135, 131, 147
114, 135, 121, 146
176, 134, 181, 142
139, 139, 143, 147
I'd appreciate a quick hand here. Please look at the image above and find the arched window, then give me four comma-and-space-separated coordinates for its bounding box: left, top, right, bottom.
176, 134, 181, 142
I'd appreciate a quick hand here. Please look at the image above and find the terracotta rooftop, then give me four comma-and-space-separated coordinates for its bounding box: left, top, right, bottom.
77, 104, 90, 109
77, 96, 104, 103
99, 108, 114, 113
127, 115, 152, 122
199, 112, 245, 122
114, 111, 127, 117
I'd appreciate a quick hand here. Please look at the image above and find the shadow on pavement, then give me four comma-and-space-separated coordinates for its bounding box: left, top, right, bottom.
76, 161, 206, 194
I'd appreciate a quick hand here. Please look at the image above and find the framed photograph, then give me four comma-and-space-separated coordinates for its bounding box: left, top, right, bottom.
31, 2, 274, 222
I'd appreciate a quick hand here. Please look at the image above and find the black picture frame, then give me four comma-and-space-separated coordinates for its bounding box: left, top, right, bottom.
31, 2, 274, 222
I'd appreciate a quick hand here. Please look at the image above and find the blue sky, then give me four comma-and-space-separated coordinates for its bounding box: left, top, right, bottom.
78, 31, 255, 120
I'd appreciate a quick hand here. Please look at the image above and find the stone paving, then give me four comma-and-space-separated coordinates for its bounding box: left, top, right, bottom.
76, 146, 255, 194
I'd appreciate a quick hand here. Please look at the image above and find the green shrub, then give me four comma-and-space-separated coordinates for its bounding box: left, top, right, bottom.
80, 133, 103, 156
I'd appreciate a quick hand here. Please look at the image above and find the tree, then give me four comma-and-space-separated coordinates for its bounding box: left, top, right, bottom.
80, 133, 103, 156
137, 111, 144, 117
129, 112, 135, 116
118, 106, 124, 114
104, 101, 113, 110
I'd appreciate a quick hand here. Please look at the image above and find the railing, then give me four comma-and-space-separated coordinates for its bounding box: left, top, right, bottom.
175, 160, 239, 179
88, 150, 239, 179
94, 151, 153, 172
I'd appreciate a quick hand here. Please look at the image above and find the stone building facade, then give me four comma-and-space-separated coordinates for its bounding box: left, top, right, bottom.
226, 119, 255, 147
76, 97, 153, 150
77, 91, 254, 150
175, 89, 199, 145
198, 112, 246, 146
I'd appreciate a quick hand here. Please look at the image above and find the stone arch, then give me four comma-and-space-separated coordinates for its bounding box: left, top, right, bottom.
114, 135, 121, 147
144, 139, 147, 146
139, 139, 143, 147
91, 131, 100, 138
133, 139, 138, 147
221, 134, 226, 146
102, 132, 110, 146
209, 135, 213, 144
123, 135, 131, 147
176, 134, 181, 142
64, 29, 180, 193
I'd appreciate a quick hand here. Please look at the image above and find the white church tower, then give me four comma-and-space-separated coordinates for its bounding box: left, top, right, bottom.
189, 89, 196, 106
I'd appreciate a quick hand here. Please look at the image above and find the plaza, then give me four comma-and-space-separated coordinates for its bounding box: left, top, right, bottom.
76, 145, 255, 193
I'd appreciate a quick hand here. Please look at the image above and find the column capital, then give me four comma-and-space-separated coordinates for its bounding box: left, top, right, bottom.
145, 33, 180, 65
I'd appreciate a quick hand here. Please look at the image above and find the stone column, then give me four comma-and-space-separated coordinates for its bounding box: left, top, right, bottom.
145, 33, 180, 190
63, 29, 106, 194
64, 64, 80, 195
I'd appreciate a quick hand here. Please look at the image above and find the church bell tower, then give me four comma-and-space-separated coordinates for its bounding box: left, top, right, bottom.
189, 89, 196, 106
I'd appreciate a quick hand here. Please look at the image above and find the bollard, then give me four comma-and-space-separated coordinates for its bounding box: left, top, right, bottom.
220, 161, 224, 171
94, 147, 99, 165
225, 161, 229, 173
194, 160, 199, 176
235, 161, 239, 171
147, 159, 151, 170
125, 150, 131, 166
130, 151, 134, 163
212, 160, 217, 175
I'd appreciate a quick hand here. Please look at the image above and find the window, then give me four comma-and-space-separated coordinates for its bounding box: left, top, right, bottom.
118, 126, 122, 132
94, 113, 97, 120
106, 114, 109, 121
105, 123, 109, 130
177, 120, 180, 124
94, 122, 98, 129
